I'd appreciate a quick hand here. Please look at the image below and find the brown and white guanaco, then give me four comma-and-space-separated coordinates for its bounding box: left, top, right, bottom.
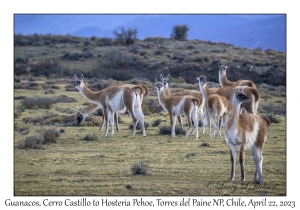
74, 74, 146, 137
155, 79, 199, 139
225, 86, 270, 184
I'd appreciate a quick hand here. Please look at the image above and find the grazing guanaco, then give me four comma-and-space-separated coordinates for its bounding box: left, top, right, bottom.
77, 104, 120, 131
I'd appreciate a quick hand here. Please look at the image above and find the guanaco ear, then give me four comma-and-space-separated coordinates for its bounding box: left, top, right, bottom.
74, 74, 77, 79
167, 74, 170, 79
81, 74, 84, 80
196, 77, 200, 81
77, 106, 82, 112
155, 79, 158, 84
160, 74, 163, 80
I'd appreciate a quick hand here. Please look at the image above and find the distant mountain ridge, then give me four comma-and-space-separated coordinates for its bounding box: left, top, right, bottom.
14, 14, 286, 52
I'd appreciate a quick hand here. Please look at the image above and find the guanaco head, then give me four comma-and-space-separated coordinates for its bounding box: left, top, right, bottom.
235, 87, 250, 103
76, 106, 85, 126
73, 74, 84, 89
218, 65, 228, 75
196, 75, 207, 86
155, 79, 164, 92
160, 74, 170, 86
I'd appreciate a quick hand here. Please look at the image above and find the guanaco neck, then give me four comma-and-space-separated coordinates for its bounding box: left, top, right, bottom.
163, 83, 171, 97
227, 99, 242, 130
198, 82, 210, 100
82, 103, 100, 115
219, 71, 233, 87
157, 88, 169, 112
77, 83, 102, 105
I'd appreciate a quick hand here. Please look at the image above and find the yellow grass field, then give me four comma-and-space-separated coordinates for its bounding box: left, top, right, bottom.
13, 79, 286, 196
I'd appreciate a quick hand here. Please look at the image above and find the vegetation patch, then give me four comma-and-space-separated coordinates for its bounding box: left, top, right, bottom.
18, 127, 62, 150
159, 126, 186, 135
151, 119, 162, 127
21, 96, 56, 109
55, 95, 77, 103
18, 126, 29, 135
24, 113, 77, 126
262, 113, 281, 124
129, 122, 149, 130
42, 127, 62, 144
130, 160, 148, 175
18, 135, 45, 150
83, 133, 97, 141
186, 151, 198, 158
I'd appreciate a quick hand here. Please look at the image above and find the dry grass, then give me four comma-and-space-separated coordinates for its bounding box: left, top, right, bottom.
13, 78, 286, 196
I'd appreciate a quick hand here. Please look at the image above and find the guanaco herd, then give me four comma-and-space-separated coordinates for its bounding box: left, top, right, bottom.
73, 65, 270, 185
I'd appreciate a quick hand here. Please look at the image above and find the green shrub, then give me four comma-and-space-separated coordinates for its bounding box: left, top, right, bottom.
158, 126, 185, 135
29, 58, 59, 77
170, 24, 189, 41
19, 126, 29, 135
151, 119, 162, 127
263, 113, 281, 124
130, 160, 148, 175
113, 26, 138, 46
14, 64, 28, 76
83, 133, 97, 141
18, 127, 62, 149
129, 122, 149, 130
42, 127, 61, 144
96, 37, 114, 46
18, 135, 44, 150
186, 151, 198, 158
21, 97, 56, 109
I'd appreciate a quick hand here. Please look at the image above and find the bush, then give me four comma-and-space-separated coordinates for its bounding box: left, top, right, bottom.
29, 58, 59, 77
129, 122, 149, 130
26, 113, 77, 127
263, 113, 281, 124
44, 89, 55, 94
14, 110, 21, 118
97, 38, 114, 46
83, 133, 97, 141
186, 151, 198, 158
19, 126, 29, 135
130, 160, 148, 175
62, 52, 81, 60
18, 135, 44, 150
158, 126, 186, 135
42, 127, 61, 144
21, 97, 56, 109
170, 24, 189, 41
113, 26, 138, 46
18, 127, 62, 149
102, 49, 146, 70
151, 119, 162, 127
14, 64, 28, 76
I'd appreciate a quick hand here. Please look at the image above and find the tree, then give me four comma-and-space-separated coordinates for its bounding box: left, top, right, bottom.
170, 24, 190, 41
113, 26, 138, 46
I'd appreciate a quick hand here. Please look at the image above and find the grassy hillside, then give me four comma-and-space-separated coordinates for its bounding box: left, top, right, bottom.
14, 34, 286, 196
14, 34, 285, 85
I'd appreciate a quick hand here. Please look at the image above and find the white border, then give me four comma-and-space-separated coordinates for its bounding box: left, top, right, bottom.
2, 1, 297, 209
